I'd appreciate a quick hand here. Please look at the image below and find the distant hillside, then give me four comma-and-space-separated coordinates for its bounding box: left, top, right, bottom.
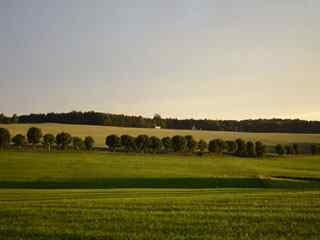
1, 111, 320, 133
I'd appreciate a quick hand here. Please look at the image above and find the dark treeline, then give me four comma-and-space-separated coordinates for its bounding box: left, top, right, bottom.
1, 111, 320, 133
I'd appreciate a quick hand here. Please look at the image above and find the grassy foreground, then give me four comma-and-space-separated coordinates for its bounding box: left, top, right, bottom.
0, 151, 319, 239
2, 123, 320, 146
0, 189, 319, 240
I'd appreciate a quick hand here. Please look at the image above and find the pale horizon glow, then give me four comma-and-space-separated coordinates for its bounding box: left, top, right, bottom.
1, 1, 319, 121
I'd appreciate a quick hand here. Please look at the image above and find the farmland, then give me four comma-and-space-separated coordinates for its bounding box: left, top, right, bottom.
0, 151, 320, 239
1, 151, 320, 182
0, 138, 320, 240
1, 189, 319, 240
1, 123, 320, 147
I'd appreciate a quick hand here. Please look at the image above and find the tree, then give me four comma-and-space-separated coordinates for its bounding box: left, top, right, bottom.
209, 139, 224, 154
27, 127, 43, 146
226, 140, 237, 153
275, 144, 285, 155
56, 132, 72, 150
149, 136, 162, 153
185, 135, 197, 153
121, 135, 132, 152
0, 128, 10, 149
311, 144, 319, 155
255, 141, 266, 158
127, 136, 137, 152
43, 134, 55, 152
171, 135, 186, 152
72, 137, 84, 151
246, 141, 255, 157
285, 145, 295, 155
235, 138, 246, 156
208, 139, 217, 153
106, 134, 121, 152
120, 135, 136, 152
293, 144, 299, 154
153, 114, 162, 127
12, 134, 26, 147
84, 136, 95, 151
11, 111, 320, 134
198, 140, 207, 153
135, 135, 149, 152
11, 114, 19, 123
161, 137, 172, 153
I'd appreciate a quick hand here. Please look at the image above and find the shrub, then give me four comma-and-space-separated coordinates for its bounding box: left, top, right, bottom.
56, 132, 72, 150
171, 135, 186, 152
255, 141, 266, 158
27, 127, 43, 145
12, 134, 26, 147
275, 144, 285, 155
106, 135, 121, 152
0, 128, 10, 149
84, 136, 95, 151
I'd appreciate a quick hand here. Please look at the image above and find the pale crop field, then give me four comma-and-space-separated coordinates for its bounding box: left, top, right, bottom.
1, 123, 320, 147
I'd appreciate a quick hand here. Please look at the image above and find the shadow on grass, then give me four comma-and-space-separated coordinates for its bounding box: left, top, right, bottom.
0, 177, 319, 189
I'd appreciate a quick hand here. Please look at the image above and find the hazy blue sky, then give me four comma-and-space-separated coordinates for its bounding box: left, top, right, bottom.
1, 0, 319, 120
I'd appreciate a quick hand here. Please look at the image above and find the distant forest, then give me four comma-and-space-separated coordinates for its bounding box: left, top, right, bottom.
1, 111, 320, 133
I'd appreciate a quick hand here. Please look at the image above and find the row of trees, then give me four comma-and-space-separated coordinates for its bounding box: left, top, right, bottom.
1, 127, 319, 156
0, 127, 267, 157
2, 111, 320, 133
275, 143, 320, 155
0, 127, 95, 151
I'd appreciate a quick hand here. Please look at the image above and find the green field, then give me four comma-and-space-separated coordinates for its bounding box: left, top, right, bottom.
2, 123, 320, 147
1, 189, 319, 240
0, 151, 320, 239
1, 151, 320, 182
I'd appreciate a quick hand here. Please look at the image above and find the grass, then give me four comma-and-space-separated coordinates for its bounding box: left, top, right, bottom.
0, 189, 320, 239
0, 151, 319, 239
2, 123, 320, 146
1, 151, 320, 182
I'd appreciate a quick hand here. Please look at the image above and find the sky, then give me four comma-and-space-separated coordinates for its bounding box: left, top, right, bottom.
0, 0, 319, 120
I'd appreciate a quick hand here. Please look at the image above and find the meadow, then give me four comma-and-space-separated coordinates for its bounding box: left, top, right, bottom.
1, 151, 320, 182
1, 130, 320, 240
2, 123, 320, 147
0, 151, 320, 239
